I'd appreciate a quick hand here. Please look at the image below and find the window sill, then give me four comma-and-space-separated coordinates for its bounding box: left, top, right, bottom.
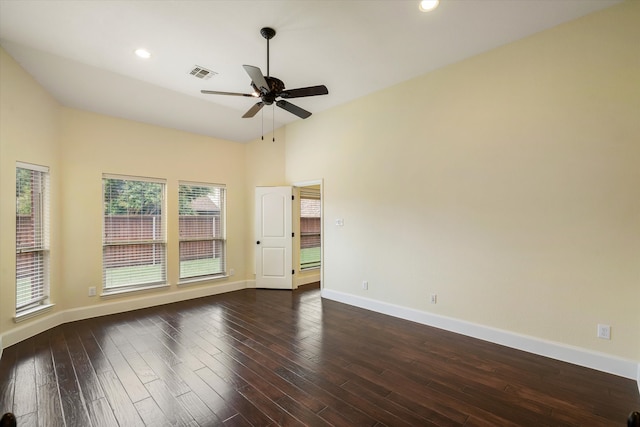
300, 266, 321, 272
101, 283, 170, 299
14, 303, 55, 323
178, 274, 228, 287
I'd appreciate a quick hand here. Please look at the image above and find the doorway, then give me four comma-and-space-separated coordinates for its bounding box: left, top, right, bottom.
294, 181, 322, 289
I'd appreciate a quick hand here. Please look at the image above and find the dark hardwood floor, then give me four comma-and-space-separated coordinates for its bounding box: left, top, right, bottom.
1, 283, 638, 426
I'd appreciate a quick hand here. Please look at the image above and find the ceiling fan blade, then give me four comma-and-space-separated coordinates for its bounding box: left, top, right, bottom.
280, 85, 329, 99
242, 102, 265, 118
242, 65, 269, 93
201, 90, 257, 97
276, 100, 312, 119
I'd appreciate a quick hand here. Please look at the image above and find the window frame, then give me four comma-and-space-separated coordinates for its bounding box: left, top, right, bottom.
102, 174, 167, 294
15, 162, 51, 316
178, 181, 227, 283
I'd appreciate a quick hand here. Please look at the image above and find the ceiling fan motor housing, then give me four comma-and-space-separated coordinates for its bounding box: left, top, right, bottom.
253, 76, 285, 104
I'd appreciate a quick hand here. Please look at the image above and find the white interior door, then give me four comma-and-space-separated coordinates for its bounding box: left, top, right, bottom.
255, 186, 293, 289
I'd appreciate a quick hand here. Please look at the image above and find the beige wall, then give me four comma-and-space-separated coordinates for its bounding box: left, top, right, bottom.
243, 134, 321, 287
0, 47, 249, 341
285, 1, 640, 361
244, 128, 287, 280
58, 108, 247, 309
0, 49, 61, 336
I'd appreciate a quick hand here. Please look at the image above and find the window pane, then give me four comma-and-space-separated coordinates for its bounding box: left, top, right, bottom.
16, 252, 45, 309
16, 165, 49, 312
179, 183, 226, 280
103, 244, 165, 288
103, 177, 166, 289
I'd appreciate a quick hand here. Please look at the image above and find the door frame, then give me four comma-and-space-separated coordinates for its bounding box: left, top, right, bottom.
293, 179, 323, 290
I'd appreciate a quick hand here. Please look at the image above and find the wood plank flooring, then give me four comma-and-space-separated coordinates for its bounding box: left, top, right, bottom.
1, 283, 638, 426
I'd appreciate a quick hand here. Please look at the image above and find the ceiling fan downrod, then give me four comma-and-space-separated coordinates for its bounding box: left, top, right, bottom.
260, 27, 276, 77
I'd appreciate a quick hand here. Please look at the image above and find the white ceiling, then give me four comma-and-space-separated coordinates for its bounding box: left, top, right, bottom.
0, 0, 621, 143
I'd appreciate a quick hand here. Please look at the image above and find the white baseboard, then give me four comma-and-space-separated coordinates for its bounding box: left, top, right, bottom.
0, 280, 247, 350
246, 265, 319, 290
1, 311, 66, 352
245, 278, 320, 289
64, 280, 246, 323
322, 289, 639, 381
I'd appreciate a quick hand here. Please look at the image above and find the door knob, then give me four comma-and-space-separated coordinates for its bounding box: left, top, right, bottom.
256, 241, 261, 245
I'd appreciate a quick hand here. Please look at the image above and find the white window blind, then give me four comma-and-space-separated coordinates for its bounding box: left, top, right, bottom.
16, 163, 50, 312
103, 175, 166, 290
179, 182, 226, 280
300, 187, 321, 270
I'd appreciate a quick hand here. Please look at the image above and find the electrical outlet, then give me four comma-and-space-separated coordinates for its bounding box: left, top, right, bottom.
362, 281, 368, 290
597, 324, 611, 340
430, 293, 437, 304
229, 268, 235, 276
88, 286, 97, 297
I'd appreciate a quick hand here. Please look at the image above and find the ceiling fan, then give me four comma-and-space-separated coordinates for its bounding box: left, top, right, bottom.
201, 27, 328, 120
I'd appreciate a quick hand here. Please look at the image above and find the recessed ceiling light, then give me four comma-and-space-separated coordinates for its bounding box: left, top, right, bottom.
419, 0, 439, 12
134, 48, 151, 59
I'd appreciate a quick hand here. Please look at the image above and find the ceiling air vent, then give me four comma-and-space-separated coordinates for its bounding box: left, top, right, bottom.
189, 65, 217, 80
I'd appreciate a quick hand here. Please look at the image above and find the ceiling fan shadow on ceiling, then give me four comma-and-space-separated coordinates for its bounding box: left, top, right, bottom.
201, 27, 328, 121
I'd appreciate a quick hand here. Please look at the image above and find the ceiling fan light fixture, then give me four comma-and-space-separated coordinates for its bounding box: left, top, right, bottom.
134, 48, 152, 59
419, 0, 439, 12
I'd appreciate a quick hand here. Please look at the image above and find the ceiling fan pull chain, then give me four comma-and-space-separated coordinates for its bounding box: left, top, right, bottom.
273, 105, 275, 142
261, 108, 264, 140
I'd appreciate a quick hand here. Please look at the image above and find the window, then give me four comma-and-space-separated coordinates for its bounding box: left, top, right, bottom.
300, 187, 321, 270
179, 182, 226, 281
103, 175, 166, 291
16, 162, 50, 313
